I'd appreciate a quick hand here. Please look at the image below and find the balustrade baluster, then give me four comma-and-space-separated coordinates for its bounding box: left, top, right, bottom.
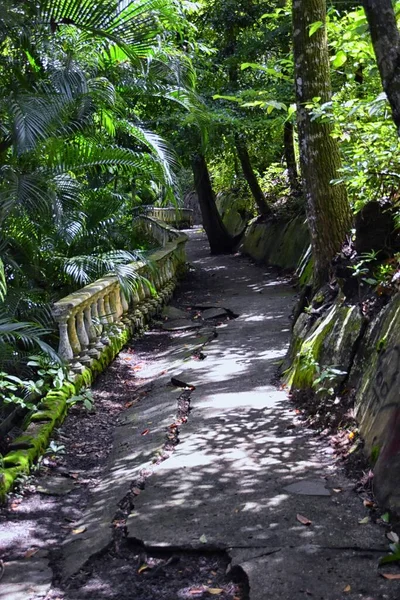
68, 313, 81, 356
57, 321, 74, 361
98, 296, 110, 344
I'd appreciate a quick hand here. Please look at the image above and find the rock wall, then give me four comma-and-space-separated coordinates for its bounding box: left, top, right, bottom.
285, 289, 400, 512
350, 295, 400, 510
239, 214, 310, 271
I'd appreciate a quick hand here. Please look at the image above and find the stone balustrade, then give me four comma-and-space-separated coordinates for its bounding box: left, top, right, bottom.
134, 206, 194, 228
52, 217, 188, 373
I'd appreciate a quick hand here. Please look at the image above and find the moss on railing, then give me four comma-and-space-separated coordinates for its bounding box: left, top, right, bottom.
0, 217, 188, 501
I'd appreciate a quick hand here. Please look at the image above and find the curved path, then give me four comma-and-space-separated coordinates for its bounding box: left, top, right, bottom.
1, 228, 396, 600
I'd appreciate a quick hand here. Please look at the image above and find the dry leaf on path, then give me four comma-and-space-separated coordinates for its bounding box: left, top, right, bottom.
387, 532, 400, 543
296, 514, 312, 526
207, 588, 223, 595
358, 516, 370, 524
72, 526, 87, 535
381, 573, 400, 580
343, 584, 351, 592
24, 548, 39, 558
199, 534, 208, 543
138, 564, 150, 574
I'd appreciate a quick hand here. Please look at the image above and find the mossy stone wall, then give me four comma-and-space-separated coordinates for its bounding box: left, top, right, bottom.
239, 215, 310, 271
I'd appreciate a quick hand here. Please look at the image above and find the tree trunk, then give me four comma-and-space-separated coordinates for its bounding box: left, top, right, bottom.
283, 121, 300, 194
191, 153, 236, 254
292, 0, 351, 287
362, 0, 400, 134
235, 136, 271, 216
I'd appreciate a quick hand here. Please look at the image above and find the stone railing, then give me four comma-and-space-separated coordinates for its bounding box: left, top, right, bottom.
52, 217, 188, 373
134, 206, 194, 228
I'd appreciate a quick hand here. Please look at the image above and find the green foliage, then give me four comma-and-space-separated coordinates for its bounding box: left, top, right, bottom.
67, 389, 95, 412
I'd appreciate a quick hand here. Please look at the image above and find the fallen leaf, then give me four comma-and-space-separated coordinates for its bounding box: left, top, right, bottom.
72, 526, 87, 535
207, 588, 224, 595
199, 534, 208, 543
24, 548, 39, 558
189, 589, 204, 596
141, 429, 150, 436
296, 514, 312, 526
69, 472, 79, 479
343, 584, 351, 592
348, 432, 355, 440
381, 573, 400, 580
125, 401, 135, 408
387, 532, 400, 543
358, 516, 370, 524
131, 487, 141, 496
138, 564, 150, 574
381, 512, 390, 523
363, 499, 375, 508
333, 488, 342, 493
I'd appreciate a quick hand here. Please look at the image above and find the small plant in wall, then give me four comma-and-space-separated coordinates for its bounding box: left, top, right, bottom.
67, 389, 95, 413
0, 372, 40, 411
312, 365, 348, 397
27, 355, 71, 392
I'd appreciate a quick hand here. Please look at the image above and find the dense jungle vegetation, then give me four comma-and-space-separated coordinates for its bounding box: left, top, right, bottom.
0, 1, 399, 413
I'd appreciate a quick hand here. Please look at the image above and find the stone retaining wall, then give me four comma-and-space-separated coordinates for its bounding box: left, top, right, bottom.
0, 217, 188, 500
239, 214, 310, 272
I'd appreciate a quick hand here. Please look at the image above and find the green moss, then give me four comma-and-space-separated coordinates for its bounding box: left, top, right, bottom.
298, 258, 313, 288
370, 445, 380, 465
286, 307, 337, 389
0, 240, 188, 501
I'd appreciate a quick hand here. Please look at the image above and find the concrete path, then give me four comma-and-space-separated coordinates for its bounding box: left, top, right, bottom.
2, 228, 397, 599
123, 230, 393, 599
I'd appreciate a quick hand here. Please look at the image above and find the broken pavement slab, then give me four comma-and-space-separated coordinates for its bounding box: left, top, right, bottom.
201, 307, 228, 320
0, 557, 52, 600
162, 319, 203, 331
161, 305, 189, 320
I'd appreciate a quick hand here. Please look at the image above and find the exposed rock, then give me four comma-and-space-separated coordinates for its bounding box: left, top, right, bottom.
349, 293, 400, 511
355, 201, 399, 256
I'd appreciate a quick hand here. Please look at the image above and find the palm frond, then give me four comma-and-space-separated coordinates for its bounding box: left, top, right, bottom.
60, 248, 145, 286
0, 317, 58, 361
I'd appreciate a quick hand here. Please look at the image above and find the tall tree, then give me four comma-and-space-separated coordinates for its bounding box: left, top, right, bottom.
192, 153, 237, 254
362, 0, 400, 134
292, 0, 351, 287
